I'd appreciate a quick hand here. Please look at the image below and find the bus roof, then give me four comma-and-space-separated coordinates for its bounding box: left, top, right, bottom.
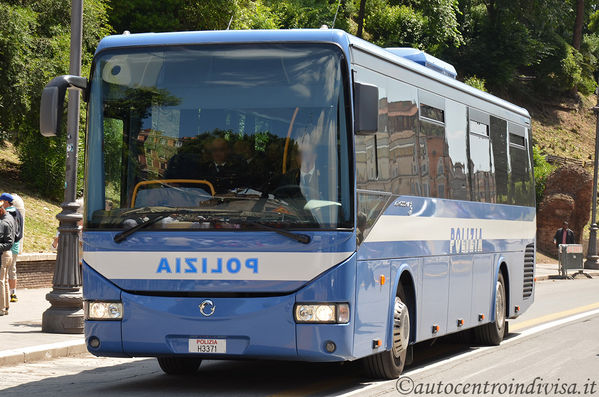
96, 29, 530, 121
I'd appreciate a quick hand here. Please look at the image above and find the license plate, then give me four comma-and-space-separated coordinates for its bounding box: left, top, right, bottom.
188, 338, 226, 353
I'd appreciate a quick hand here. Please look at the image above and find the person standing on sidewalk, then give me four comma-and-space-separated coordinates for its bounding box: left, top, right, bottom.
553, 221, 575, 246
0, 200, 15, 316
1, 193, 23, 302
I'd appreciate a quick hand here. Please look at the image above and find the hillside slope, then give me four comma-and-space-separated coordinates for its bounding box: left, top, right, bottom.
0, 142, 61, 253
530, 94, 597, 169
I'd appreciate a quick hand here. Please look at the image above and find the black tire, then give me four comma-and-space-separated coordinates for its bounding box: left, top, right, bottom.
157, 357, 202, 375
474, 272, 507, 346
362, 285, 411, 379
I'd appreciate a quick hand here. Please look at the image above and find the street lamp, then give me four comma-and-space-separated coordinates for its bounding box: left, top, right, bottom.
585, 86, 599, 270
41, 0, 84, 333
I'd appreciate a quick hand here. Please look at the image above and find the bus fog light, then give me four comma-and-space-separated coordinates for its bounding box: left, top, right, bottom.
85, 301, 123, 320
294, 303, 349, 323
325, 341, 336, 353
88, 336, 100, 348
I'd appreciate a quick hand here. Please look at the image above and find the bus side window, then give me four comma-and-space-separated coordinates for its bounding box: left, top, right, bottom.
490, 116, 509, 204
468, 109, 495, 203
445, 101, 469, 200
508, 123, 533, 205
418, 91, 448, 199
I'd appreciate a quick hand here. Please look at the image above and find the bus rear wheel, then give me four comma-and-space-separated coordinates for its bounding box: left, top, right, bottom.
157, 357, 202, 375
362, 286, 410, 379
474, 272, 506, 346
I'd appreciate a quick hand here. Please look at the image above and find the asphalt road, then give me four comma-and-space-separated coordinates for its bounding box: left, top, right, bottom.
1, 278, 598, 397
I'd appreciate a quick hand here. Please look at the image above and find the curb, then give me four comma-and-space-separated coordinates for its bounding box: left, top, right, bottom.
0, 340, 86, 367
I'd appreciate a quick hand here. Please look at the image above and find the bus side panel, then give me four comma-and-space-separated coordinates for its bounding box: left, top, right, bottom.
470, 254, 494, 325
446, 255, 473, 333
417, 256, 449, 341
352, 259, 390, 359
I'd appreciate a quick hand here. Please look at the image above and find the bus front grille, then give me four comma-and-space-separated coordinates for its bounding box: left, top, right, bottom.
523, 243, 535, 298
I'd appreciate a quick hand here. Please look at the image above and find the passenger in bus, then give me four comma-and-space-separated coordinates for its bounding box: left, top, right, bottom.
204, 137, 240, 194
232, 138, 265, 190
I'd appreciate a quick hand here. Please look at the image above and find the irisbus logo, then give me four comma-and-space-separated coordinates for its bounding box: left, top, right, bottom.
156, 257, 259, 274
449, 227, 483, 254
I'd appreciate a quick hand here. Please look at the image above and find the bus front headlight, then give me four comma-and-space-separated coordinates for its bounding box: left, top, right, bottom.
85, 301, 123, 320
294, 303, 349, 324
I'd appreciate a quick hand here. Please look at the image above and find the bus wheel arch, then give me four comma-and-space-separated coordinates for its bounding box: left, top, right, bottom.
499, 262, 510, 320
474, 263, 508, 346
362, 269, 414, 379
398, 271, 416, 344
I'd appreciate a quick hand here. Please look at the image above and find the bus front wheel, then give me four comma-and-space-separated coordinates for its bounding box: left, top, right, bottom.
157, 357, 202, 375
474, 272, 506, 346
362, 285, 410, 379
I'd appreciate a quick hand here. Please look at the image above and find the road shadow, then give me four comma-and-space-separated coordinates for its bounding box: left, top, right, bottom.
1, 333, 512, 397
1, 357, 367, 397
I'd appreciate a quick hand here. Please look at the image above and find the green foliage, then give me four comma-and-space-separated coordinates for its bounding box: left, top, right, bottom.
0, 0, 111, 200
364, 0, 462, 53
532, 146, 556, 206
463, 75, 487, 92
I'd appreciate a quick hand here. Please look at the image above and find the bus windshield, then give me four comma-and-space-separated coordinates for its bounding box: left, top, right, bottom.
85, 44, 353, 231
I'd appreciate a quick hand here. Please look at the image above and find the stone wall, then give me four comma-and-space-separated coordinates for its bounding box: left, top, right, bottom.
15, 253, 56, 289
537, 164, 593, 256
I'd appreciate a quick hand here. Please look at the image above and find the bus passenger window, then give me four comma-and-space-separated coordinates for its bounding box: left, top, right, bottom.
508, 125, 534, 206
445, 101, 469, 200
468, 117, 496, 203
490, 116, 509, 204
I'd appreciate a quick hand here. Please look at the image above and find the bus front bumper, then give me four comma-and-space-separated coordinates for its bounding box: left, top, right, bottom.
86, 291, 355, 362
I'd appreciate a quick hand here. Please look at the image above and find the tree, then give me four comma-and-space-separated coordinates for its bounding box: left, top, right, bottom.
573, 0, 584, 50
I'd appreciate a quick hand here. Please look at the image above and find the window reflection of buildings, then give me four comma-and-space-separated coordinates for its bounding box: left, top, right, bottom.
136, 129, 179, 177
356, 98, 421, 195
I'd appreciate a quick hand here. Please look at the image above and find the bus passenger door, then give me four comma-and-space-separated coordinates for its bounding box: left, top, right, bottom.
418, 256, 449, 340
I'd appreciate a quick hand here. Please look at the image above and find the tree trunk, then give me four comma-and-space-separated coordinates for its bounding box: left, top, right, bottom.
573, 0, 584, 50
357, 0, 366, 38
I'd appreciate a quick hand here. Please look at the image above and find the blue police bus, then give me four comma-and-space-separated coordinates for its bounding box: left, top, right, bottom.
40, 29, 536, 379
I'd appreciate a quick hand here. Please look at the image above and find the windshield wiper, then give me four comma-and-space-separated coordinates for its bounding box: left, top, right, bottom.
114, 214, 167, 243
247, 221, 311, 244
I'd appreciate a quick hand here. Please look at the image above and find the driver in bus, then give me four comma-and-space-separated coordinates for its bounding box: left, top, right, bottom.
298, 141, 320, 201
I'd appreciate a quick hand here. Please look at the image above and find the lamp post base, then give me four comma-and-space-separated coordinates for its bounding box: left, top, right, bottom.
584, 256, 599, 269
41, 289, 84, 334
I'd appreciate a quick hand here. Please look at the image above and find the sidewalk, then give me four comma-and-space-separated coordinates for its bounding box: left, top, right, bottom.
0, 262, 597, 368
0, 288, 85, 366
535, 262, 599, 280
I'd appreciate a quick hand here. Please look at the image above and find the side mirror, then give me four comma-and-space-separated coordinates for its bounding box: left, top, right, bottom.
354, 82, 379, 135
40, 75, 88, 137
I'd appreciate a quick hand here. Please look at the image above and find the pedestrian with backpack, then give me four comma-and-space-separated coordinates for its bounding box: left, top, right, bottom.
0, 195, 15, 315
1, 193, 23, 302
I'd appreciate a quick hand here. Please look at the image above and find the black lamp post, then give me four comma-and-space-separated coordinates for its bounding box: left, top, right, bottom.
41, 0, 84, 333
585, 87, 599, 270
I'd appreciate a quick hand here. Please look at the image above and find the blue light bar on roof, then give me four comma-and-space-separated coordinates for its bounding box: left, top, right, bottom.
385, 47, 457, 79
